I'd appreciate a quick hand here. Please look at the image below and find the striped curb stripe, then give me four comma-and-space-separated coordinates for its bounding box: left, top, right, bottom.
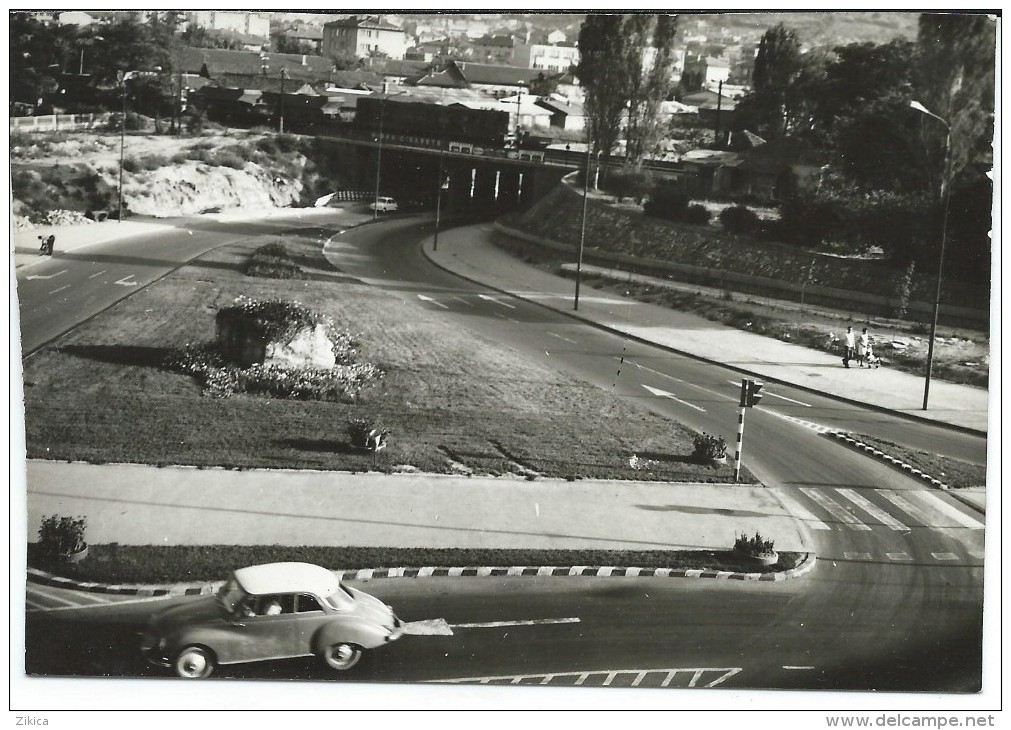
826, 432, 950, 490
776, 414, 951, 491
26, 553, 817, 596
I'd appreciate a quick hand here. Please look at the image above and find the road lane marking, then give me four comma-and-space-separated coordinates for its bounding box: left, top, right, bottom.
478, 294, 516, 309
24, 593, 170, 613
417, 294, 449, 309
449, 617, 580, 629
801, 488, 871, 530
114, 275, 139, 287
25, 585, 80, 606
49, 285, 70, 295
450, 296, 473, 307
625, 360, 735, 401
783, 666, 816, 670
726, 380, 811, 407
931, 552, 959, 561
88, 270, 107, 279
25, 270, 67, 281
641, 384, 706, 413
887, 552, 913, 561
910, 491, 985, 529
876, 491, 937, 527
547, 331, 577, 344
776, 491, 831, 531
843, 552, 873, 560
837, 488, 909, 531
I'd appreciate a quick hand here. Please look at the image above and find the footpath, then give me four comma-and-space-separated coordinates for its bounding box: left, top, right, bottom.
15, 211, 988, 590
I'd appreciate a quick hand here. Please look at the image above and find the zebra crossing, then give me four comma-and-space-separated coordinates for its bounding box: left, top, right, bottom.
782, 486, 984, 536
24, 583, 163, 613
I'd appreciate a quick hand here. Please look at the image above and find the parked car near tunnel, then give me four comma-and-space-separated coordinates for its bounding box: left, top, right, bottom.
141, 562, 403, 678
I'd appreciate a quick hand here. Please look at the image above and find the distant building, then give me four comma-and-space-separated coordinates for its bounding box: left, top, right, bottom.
57, 11, 95, 27
472, 35, 517, 65
535, 96, 585, 131
282, 24, 324, 54
323, 15, 408, 61
682, 55, 731, 90
512, 42, 579, 72
411, 60, 560, 98
546, 29, 567, 45
190, 11, 271, 39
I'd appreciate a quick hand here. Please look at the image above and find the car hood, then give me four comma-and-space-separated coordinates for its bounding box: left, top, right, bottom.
151, 596, 226, 632
345, 585, 396, 624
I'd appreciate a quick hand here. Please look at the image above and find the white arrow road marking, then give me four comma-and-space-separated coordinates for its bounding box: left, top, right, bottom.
115, 275, 139, 287
726, 379, 811, 407
25, 269, 67, 281
88, 270, 107, 279
641, 384, 706, 412
547, 331, 577, 344
627, 360, 733, 401
417, 294, 448, 309
450, 617, 580, 629
402, 619, 454, 635
478, 294, 516, 309
49, 285, 70, 295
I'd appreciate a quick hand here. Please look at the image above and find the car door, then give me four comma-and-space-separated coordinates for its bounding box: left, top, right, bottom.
292, 593, 334, 654
223, 594, 300, 663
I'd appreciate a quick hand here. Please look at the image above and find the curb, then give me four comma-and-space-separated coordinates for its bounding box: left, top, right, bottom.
419, 233, 986, 439
26, 553, 817, 596
827, 432, 949, 490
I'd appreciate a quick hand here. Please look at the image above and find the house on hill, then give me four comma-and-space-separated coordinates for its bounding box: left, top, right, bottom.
322, 15, 408, 61
412, 60, 562, 98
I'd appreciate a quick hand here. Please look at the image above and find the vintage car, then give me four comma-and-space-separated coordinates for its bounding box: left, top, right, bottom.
369, 196, 399, 212
141, 562, 403, 678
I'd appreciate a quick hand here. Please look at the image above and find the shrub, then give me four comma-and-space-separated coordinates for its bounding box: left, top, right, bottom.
692, 432, 727, 462
346, 418, 391, 450
38, 515, 87, 557
643, 182, 690, 221
684, 203, 711, 225
214, 150, 246, 169
121, 155, 140, 173
719, 205, 761, 235
140, 154, 169, 171
734, 531, 775, 556
602, 165, 654, 202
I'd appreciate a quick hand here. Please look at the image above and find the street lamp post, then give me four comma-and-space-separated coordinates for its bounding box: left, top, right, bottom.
514, 82, 524, 149
279, 68, 286, 134
574, 141, 592, 311
434, 150, 447, 251
910, 100, 953, 411
118, 67, 160, 222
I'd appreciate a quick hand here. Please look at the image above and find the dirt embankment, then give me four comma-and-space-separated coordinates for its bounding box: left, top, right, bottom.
10, 131, 338, 228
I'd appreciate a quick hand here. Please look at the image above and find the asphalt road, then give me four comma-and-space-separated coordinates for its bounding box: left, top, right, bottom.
16, 213, 986, 692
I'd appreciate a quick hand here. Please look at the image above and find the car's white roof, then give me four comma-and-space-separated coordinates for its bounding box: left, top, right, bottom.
233, 562, 340, 597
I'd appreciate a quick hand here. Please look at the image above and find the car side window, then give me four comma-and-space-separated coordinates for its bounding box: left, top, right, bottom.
257, 594, 294, 616
296, 594, 324, 613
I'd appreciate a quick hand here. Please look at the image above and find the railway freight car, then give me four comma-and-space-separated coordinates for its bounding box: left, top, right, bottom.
354, 97, 509, 150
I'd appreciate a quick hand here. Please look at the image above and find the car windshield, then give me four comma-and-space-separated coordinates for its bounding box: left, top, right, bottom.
216, 576, 249, 614
321, 583, 356, 610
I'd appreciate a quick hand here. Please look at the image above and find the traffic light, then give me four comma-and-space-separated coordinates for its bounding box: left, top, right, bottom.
746, 379, 764, 408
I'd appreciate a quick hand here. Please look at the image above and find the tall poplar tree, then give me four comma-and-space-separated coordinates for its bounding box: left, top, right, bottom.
575, 15, 629, 164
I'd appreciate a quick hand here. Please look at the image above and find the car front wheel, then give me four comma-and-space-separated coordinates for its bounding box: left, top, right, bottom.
322, 642, 363, 671
173, 646, 215, 679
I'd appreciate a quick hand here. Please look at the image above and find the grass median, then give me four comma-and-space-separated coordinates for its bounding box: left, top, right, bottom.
21, 225, 753, 483
29, 544, 806, 584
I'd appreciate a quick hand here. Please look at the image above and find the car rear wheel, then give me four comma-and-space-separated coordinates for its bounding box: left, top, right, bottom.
173, 646, 215, 679
322, 642, 362, 671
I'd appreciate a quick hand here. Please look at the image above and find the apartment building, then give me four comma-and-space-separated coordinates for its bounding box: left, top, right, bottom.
190, 11, 271, 39
322, 15, 408, 61
512, 42, 579, 72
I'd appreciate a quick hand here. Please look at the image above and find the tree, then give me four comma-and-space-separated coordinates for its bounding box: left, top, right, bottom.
624, 14, 679, 165
577, 14, 679, 170
576, 15, 631, 167
735, 23, 802, 138
914, 13, 996, 192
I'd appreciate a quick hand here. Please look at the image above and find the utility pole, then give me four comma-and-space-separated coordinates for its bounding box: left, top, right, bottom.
574, 140, 591, 311
714, 79, 723, 147
279, 68, 286, 134
434, 151, 447, 251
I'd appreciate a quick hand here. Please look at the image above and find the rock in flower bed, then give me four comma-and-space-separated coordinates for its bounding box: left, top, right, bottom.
165, 296, 383, 401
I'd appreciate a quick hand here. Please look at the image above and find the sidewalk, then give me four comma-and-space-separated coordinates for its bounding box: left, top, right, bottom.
24, 461, 811, 553
422, 224, 991, 435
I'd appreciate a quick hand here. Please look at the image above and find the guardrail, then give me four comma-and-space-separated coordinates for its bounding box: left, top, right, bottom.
10, 113, 103, 134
